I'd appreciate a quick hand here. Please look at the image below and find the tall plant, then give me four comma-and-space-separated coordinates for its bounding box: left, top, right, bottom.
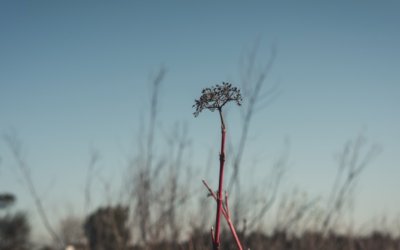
193, 82, 243, 250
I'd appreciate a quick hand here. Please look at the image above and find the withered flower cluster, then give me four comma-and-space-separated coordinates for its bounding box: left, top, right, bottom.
193, 82, 242, 117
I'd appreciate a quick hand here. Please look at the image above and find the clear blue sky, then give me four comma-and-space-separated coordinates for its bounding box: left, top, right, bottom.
1, 1, 399, 239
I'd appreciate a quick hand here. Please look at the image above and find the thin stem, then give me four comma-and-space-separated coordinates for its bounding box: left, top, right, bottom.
213, 117, 226, 250
218, 108, 226, 130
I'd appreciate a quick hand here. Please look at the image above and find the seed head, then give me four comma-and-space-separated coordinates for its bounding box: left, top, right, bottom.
193, 82, 242, 117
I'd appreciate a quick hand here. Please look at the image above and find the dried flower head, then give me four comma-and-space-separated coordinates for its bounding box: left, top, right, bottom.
193, 82, 242, 117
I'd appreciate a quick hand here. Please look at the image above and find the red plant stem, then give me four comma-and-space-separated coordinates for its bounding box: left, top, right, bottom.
202, 180, 243, 250
224, 192, 243, 250
214, 109, 226, 250
224, 213, 243, 250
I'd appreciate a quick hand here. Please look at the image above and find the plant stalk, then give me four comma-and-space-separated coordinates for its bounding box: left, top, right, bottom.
213, 109, 226, 250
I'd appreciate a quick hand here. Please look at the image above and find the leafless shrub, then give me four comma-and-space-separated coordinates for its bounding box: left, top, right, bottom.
3, 131, 63, 247
121, 67, 193, 247
275, 189, 320, 234
226, 41, 283, 230
84, 205, 130, 250
0, 212, 31, 250
322, 134, 381, 233
58, 215, 85, 247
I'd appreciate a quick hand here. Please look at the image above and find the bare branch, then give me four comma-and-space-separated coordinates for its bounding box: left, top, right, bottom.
3, 132, 63, 247
322, 134, 381, 233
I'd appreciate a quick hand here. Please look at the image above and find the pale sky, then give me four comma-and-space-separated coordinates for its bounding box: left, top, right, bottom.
1, 1, 399, 239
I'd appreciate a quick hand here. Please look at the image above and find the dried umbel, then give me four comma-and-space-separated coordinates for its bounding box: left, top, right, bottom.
193, 82, 242, 117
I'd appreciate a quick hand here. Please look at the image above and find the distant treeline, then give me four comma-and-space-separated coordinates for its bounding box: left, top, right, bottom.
132, 230, 400, 250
